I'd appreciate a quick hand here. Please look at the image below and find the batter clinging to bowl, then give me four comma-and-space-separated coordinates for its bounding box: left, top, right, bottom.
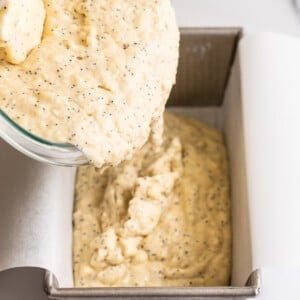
0, 0, 179, 168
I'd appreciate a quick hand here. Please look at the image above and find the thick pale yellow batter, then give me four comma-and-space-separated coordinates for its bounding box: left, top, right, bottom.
0, 0, 179, 167
73, 113, 231, 287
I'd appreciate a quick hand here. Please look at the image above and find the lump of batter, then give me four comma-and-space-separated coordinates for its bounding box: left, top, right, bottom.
0, 0, 45, 64
0, 0, 179, 167
73, 113, 231, 287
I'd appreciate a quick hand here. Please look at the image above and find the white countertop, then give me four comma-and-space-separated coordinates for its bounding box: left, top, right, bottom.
172, 0, 300, 35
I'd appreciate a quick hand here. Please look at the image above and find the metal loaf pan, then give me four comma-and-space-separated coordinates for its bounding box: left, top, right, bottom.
45, 28, 261, 299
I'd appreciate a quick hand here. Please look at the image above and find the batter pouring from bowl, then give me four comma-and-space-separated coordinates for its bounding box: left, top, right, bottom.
0, 0, 179, 168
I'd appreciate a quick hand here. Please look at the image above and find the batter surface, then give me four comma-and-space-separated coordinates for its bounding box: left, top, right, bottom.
73, 113, 231, 287
0, 0, 179, 167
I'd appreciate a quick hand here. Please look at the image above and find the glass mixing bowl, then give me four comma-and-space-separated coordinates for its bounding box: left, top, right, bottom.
0, 109, 88, 166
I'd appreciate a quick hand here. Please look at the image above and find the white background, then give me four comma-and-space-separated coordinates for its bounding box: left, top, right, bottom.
172, 0, 300, 35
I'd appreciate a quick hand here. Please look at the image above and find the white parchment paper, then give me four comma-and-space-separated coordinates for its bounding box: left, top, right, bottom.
240, 33, 300, 269
0, 141, 76, 287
